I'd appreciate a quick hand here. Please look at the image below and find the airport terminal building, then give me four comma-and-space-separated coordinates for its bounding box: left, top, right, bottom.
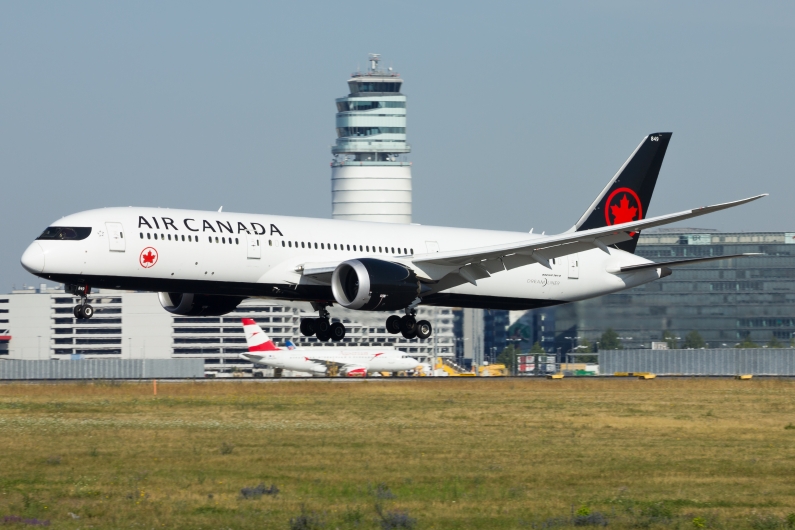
0, 288, 454, 372
550, 229, 795, 351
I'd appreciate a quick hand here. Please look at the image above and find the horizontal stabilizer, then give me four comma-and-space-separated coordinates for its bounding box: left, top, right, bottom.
619, 253, 763, 273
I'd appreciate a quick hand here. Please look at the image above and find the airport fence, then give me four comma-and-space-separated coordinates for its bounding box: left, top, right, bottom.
600, 348, 795, 376
0, 359, 204, 380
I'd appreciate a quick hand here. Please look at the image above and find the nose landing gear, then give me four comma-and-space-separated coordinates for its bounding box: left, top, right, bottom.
67, 284, 94, 320
300, 304, 346, 342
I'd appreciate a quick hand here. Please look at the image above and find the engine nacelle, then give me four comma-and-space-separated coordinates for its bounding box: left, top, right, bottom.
342, 366, 368, 378
331, 258, 419, 311
157, 292, 245, 316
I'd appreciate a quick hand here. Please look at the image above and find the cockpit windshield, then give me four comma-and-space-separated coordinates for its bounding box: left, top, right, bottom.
36, 227, 92, 241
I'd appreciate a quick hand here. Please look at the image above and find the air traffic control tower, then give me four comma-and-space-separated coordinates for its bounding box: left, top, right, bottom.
331, 54, 411, 224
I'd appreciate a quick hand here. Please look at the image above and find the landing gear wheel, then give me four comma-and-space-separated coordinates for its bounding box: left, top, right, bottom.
401, 328, 417, 340
399, 315, 416, 335
316, 330, 331, 342
329, 322, 346, 342
300, 319, 315, 337
314, 318, 330, 334
386, 315, 402, 335
415, 320, 432, 340
81, 305, 94, 319
73, 305, 83, 319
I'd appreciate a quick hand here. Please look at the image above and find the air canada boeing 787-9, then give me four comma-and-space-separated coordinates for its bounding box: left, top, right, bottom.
20, 133, 765, 341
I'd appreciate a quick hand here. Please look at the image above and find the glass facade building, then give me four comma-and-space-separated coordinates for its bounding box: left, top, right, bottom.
552, 230, 795, 351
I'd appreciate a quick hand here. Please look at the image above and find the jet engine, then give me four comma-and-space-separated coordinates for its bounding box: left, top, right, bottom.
157, 292, 245, 316
331, 258, 419, 311
341, 366, 368, 378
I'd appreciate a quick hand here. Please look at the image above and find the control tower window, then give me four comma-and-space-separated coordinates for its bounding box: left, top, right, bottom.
349, 81, 400, 93
336, 127, 405, 138
337, 101, 405, 112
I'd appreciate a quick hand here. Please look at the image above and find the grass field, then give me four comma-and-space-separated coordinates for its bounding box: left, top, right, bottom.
1, 378, 795, 529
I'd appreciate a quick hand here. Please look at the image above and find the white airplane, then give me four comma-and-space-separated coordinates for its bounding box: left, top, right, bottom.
238, 318, 420, 376
20, 132, 765, 341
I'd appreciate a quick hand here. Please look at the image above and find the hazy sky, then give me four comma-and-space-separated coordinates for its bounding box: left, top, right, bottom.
2, 2, 793, 292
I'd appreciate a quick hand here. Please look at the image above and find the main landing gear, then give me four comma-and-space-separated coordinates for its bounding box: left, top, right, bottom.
386, 311, 432, 340
67, 284, 94, 320
300, 305, 346, 342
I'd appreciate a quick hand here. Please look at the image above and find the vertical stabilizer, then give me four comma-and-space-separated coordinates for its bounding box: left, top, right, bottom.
574, 133, 672, 253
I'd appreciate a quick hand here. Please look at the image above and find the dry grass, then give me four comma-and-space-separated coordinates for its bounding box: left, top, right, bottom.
1, 378, 794, 528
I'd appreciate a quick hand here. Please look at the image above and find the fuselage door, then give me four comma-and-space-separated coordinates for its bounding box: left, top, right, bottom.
106, 222, 126, 252
247, 234, 261, 259
425, 241, 440, 253
568, 253, 580, 279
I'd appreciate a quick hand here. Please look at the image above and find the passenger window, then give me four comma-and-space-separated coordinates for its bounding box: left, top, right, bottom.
379, 246, 382, 253
391, 247, 394, 254
161, 234, 164, 240
120, 233, 123, 238
366, 246, 369, 252
235, 238, 239, 244
321, 243, 324, 249
208, 237, 212, 243
269, 240, 272, 246
314, 243, 318, 249
410, 248, 413, 254
139, 233, 143, 239
334, 244, 337, 250
154, 234, 158, 240
257, 240, 260, 246
282, 241, 285, 247
187, 235, 191, 242
168, 234, 171, 241
215, 237, 219, 243
404, 248, 407, 254
147, 233, 151, 240
347, 244, 350, 250
301, 242, 305, 248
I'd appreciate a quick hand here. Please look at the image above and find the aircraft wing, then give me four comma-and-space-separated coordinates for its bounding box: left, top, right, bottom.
411, 195, 766, 277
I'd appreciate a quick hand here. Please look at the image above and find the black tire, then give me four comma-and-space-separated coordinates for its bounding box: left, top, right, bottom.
399, 315, 416, 334
386, 315, 402, 334
329, 322, 346, 342
415, 320, 432, 340
401, 329, 417, 340
315, 318, 330, 334
300, 319, 315, 337
316, 330, 331, 342
81, 305, 94, 319
73, 305, 83, 319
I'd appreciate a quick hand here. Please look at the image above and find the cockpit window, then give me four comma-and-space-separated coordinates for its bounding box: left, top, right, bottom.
36, 227, 92, 241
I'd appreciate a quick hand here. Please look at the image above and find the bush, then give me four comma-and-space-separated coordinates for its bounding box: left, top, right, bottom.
290, 506, 325, 530
219, 442, 234, 455
375, 504, 416, 530
239, 483, 278, 499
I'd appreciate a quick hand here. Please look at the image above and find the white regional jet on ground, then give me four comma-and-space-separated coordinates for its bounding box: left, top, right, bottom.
239, 318, 419, 376
20, 133, 765, 341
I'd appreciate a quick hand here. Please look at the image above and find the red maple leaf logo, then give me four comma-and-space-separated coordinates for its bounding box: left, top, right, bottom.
610, 194, 638, 225
139, 247, 158, 268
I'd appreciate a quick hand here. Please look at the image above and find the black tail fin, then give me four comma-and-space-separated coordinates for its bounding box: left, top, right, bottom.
574, 132, 672, 253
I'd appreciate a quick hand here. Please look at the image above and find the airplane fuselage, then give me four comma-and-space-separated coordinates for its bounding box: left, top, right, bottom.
21, 207, 662, 311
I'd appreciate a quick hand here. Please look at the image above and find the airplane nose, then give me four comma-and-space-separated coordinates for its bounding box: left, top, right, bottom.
21, 242, 45, 273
